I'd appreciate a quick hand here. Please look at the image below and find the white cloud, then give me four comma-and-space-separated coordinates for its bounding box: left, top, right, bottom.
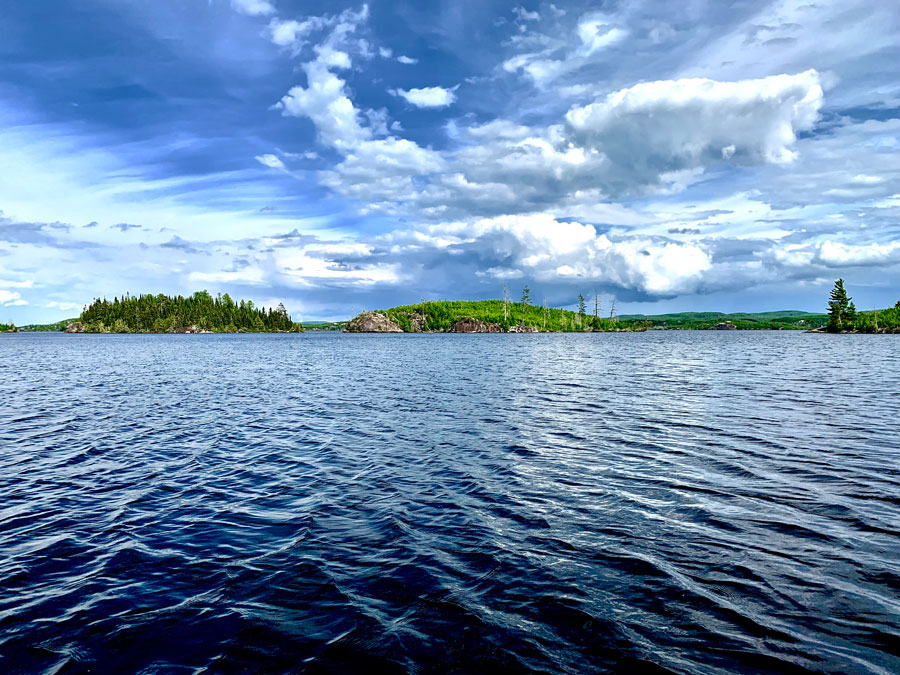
385, 213, 712, 296
322, 71, 824, 220
231, 0, 275, 17
817, 240, 900, 267
576, 15, 627, 55
46, 301, 80, 311
396, 55, 418, 65
0, 290, 24, 305
255, 153, 286, 170
852, 174, 884, 185
513, 6, 540, 22
565, 70, 823, 170
0, 279, 34, 288
268, 18, 326, 49
277, 48, 369, 150
391, 86, 457, 108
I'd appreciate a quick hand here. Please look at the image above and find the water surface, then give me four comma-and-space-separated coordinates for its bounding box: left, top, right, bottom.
1, 331, 899, 673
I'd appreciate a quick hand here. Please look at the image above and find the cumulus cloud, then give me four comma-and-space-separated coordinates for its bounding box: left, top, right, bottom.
255, 153, 286, 170
396, 55, 418, 65
231, 0, 275, 17
565, 70, 823, 170
306, 70, 824, 221
389, 213, 712, 296
391, 86, 457, 108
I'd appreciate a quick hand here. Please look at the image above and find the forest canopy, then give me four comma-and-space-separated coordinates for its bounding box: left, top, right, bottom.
75, 291, 303, 333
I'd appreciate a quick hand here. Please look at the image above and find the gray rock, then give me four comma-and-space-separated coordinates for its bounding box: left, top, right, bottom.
344, 312, 404, 333
451, 318, 502, 333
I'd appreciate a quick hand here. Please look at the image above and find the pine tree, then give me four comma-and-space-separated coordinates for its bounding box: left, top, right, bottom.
827, 278, 851, 332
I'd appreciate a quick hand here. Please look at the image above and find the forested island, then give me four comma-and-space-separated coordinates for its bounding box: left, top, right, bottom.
344, 298, 643, 333
820, 279, 900, 333
0, 322, 17, 333
64, 291, 303, 333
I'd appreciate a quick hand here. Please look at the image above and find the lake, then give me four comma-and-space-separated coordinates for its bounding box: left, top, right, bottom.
1, 331, 898, 673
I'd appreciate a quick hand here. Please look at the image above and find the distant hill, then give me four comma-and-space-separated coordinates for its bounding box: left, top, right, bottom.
618, 310, 828, 330
18, 319, 77, 332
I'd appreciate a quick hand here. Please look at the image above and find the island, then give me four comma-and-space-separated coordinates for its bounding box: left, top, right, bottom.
61, 291, 303, 333
341, 299, 827, 333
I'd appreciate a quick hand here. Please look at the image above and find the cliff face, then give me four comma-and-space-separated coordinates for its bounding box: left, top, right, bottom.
344, 312, 404, 333
450, 318, 502, 333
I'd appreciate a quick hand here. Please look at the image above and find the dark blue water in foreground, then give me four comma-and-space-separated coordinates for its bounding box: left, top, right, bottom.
1, 332, 899, 674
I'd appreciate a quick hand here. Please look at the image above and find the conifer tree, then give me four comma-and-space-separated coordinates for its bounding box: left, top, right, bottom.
827, 278, 851, 332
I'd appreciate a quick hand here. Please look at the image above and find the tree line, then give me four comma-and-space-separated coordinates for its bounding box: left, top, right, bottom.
77, 291, 302, 333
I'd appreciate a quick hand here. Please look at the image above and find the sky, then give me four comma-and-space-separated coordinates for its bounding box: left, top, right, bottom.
1, 0, 898, 323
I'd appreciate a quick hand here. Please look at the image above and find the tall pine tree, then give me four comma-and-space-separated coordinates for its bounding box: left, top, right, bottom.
827, 279, 851, 332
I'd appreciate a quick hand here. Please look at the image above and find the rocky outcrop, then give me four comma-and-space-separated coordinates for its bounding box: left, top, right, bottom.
451, 318, 502, 333
344, 312, 404, 333
64, 322, 86, 333
409, 312, 427, 333
711, 322, 737, 330
507, 324, 539, 333
171, 325, 208, 334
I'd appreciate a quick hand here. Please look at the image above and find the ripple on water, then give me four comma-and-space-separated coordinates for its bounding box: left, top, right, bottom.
1, 331, 899, 673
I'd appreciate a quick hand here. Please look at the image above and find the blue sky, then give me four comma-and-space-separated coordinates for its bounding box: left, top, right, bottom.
1, 0, 898, 322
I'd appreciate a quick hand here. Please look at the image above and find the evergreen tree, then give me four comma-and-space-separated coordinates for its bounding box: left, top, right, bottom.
827, 279, 851, 332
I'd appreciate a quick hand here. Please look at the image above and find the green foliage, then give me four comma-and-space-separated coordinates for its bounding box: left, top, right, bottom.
372, 299, 646, 332
18, 319, 76, 332
822, 279, 900, 333
0, 322, 17, 333
78, 292, 303, 333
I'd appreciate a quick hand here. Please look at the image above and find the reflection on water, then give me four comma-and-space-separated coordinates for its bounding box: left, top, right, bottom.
1, 331, 899, 673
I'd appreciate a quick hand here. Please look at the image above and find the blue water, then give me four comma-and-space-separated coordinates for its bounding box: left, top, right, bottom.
1, 331, 899, 673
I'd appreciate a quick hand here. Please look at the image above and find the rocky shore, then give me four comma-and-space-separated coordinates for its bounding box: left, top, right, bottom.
343, 312, 545, 333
